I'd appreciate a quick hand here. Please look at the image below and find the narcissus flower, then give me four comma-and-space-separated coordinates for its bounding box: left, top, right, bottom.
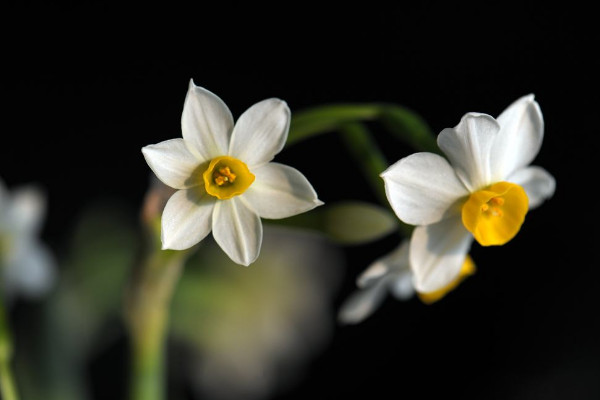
142, 80, 322, 266
382, 95, 555, 293
338, 240, 476, 324
0, 179, 55, 298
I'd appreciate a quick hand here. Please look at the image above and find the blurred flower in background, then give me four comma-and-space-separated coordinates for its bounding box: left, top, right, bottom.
171, 226, 343, 400
0, 179, 55, 299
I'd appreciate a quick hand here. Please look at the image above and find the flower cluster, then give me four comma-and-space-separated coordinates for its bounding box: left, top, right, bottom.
340, 95, 555, 321
142, 86, 554, 320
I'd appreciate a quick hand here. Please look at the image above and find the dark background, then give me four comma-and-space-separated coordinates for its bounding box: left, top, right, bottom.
2, 2, 599, 399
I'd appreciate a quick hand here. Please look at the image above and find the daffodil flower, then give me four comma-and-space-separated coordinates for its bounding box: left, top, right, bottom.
381, 95, 555, 293
142, 80, 323, 266
338, 240, 476, 323
0, 180, 55, 298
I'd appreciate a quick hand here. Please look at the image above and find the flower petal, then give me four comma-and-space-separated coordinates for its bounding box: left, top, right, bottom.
212, 197, 263, 266
182, 80, 234, 160
161, 188, 216, 250
338, 278, 390, 324
228, 99, 290, 167
9, 186, 45, 234
381, 152, 469, 225
438, 113, 500, 192
389, 271, 415, 301
493, 94, 544, 179
4, 241, 56, 298
508, 166, 556, 209
142, 139, 203, 189
357, 240, 410, 288
241, 163, 322, 219
410, 215, 473, 293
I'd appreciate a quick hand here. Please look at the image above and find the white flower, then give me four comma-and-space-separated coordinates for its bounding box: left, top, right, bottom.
381, 95, 555, 293
0, 179, 55, 298
142, 80, 323, 266
338, 240, 476, 324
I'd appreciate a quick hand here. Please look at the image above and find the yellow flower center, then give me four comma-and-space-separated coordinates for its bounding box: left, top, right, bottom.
461, 181, 528, 246
203, 156, 255, 200
418, 255, 476, 304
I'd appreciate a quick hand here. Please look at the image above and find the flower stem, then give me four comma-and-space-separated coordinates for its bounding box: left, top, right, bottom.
124, 247, 191, 400
0, 297, 19, 400
339, 122, 413, 237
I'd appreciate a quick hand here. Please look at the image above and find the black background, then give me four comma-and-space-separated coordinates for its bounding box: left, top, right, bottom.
2, 2, 599, 399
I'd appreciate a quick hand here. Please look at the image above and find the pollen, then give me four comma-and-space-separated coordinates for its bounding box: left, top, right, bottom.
203, 156, 255, 200
461, 181, 529, 246
214, 167, 237, 186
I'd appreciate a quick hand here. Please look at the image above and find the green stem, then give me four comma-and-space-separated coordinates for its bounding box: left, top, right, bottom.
287, 104, 383, 146
339, 122, 413, 237
125, 248, 191, 400
0, 362, 18, 400
0, 297, 19, 400
380, 105, 440, 154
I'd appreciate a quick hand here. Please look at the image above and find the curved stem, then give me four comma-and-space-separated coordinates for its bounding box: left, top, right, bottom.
0, 297, 19, 400
339, 122, 413, 238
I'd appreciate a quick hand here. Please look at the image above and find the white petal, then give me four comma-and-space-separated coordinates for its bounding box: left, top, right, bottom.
4, 241, 56, 298
212, 197, 263, 266
229, 99, 290, 167
381, 153, 469, 225
389, 271, 415, 300
438, 113, 500, 191
181, 80, 234, 160
410, 215, 473, 293
242, 163, 322, 219
338, 278, 390, 324
161, 188, 216, 250
9, 186, 45, 234
493, 95, 544, 179
357, 240, 410, 288
508, 166, 556, 209
142, 139, 203, 189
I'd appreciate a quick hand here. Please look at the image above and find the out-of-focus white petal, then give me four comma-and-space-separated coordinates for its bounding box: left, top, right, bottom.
438, 113, 500, 192
161, 188, 216, 250
9, 186, 45, 234
229, 99, 290, 167
242, 163, 322, 219
410, 215, 473, 293
381, 152, 469, 225
182, 80, 234, 160
142, 139, 202, 189
212, 197, 263, 266
494, 94, 544, 179
357, 240, 410, 288
4, 241, 55, 298
389, 271, 415, 300
338, 278, 390, 324
508, 166, 556, 209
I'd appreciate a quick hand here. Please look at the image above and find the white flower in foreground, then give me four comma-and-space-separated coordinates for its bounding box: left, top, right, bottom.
382, 95, 555, 293
0, 179, 55, 298
338, 240, 476, 324
142, 80, 322, 265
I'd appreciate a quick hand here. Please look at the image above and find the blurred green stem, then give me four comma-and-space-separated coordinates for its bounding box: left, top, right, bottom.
339, 122, 413, 238
125, 248, 191, 400
0, 297, 19, 400
339, 122, 389, 205
287, 104, 383, 146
